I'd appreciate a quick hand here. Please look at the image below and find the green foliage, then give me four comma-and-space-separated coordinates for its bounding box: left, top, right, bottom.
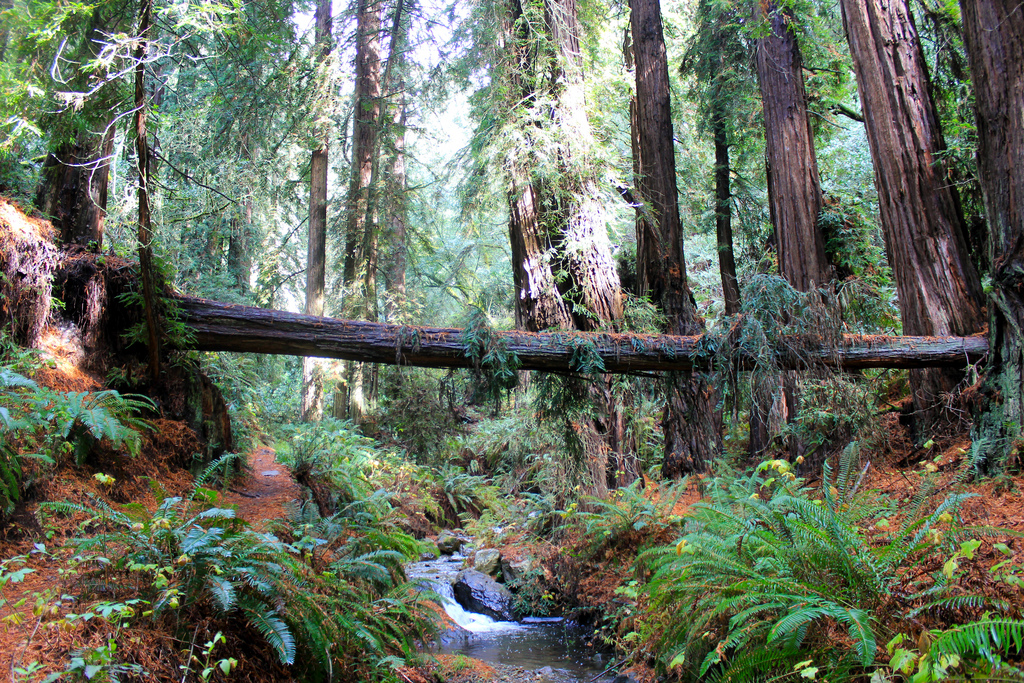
277, 417, 378, 510
640, 447, 997, 681
461, 307, 521, 410
431, 463, 499, 527
43, 470, 437, 680
575, 478, 686, 555
376, 367, 467, 463
0, 364, 153, 519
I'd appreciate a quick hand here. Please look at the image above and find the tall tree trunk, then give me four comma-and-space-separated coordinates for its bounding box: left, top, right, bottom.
755, 2, 830, 291
342, 0, 382, 289
754, 1, 830, 463
712, 103, 740, 317
503, 0, 628, 496
134, 0, 160, 384
839, 0, 985, 437
960, 0, 1024, 471
301, 0, 333, 422
630, 0, 720, 476
384, 96, 407, 322
340, 0, 382, 421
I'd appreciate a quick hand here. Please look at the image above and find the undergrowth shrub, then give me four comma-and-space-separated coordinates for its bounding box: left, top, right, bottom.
576, 478, 687, 556
1, 364, 153, 520
640, 447, 1022, 682
42, 458, 438, 681
376, 367, 466, 463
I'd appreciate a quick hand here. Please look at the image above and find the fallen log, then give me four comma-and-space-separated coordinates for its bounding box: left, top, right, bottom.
174, 297, 989, 374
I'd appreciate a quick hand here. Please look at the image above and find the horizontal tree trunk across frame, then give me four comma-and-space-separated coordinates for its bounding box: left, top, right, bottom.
175, 297, 988, 374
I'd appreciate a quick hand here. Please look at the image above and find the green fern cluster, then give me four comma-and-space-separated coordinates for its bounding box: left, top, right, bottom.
44, 468, 439, 681
576, 477, 687, 555
639, 448, 1013, 682
0, 365, 153, 520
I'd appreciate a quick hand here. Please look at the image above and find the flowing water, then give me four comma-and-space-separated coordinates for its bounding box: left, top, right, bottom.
408, 554, 620, 683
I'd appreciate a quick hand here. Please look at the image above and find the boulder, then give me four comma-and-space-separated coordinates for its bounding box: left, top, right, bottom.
453, 569, 517, 622
436, 530, 463, 555
474, 548, 501, 576
501, 557, 533, 584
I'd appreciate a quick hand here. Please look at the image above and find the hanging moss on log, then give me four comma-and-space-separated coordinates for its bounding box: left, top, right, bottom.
174, 297, 988, 373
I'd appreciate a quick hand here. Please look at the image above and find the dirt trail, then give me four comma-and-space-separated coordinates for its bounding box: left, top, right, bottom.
219, 446, 302, 527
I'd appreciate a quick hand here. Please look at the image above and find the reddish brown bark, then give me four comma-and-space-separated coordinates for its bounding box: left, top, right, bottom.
630, 0, 720, 476
170, 298, 989, 372
840, 0, 984, 435
960, 0, 1024, 469
755, 2, 830, 291
712, 104, 740, 317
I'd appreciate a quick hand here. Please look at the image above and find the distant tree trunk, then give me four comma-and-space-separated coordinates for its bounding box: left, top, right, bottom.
960, 0, 1024, 470
301, 0, 332, 422
341, 0, 383, 420
630, 0, 720, 476
712, 103, 740, 317
134, 0, 160, 384
384, 97, 408, 322
840, 0, 985, 437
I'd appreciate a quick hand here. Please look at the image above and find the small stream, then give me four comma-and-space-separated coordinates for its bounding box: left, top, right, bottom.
408, 553, 621, 683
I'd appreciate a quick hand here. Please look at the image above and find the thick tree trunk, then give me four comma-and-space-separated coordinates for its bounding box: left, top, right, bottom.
754, 2, 831, 463
341, 0, 382, 290
630, 0, 720, 476
959, 0, 1024, 471
712, 104, 740, 317
34, 10, 115, 250
755, 2, 830, 291
168, 297, 988, 372
502, 0, 628, 497
839, 0, 985, 437
340, 0, 382, 420
36, 126, 114, 249
301, 0, 333, 422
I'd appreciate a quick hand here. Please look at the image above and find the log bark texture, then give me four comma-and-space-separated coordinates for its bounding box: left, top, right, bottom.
174, 297, 988, 373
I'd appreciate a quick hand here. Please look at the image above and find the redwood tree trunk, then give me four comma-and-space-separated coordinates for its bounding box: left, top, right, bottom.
384, 97, 408, 322
342, 0, 383, 290
341, 0, 382, 420
959, 0, 1024, 470
840, 0, 985, 436
754, 2, 830, 464
755, 2, 830, 291
631, 0, 720, 476
503, 0, 628, 496
301, 0, 333, 422
36, 126, 114, 249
